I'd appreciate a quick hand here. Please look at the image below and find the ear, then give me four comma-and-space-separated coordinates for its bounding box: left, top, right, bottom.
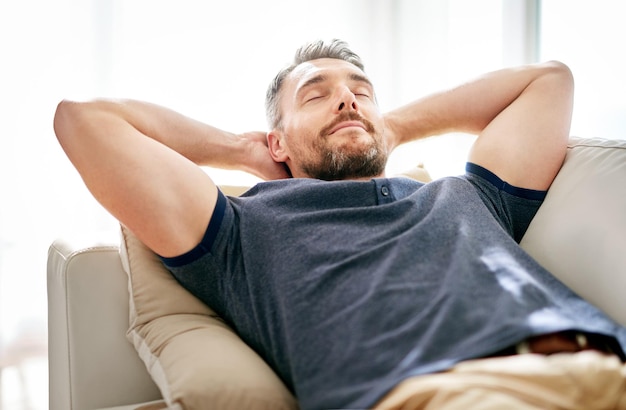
267, 129, 289, 162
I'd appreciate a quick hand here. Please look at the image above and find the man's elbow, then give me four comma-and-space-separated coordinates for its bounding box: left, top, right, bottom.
53, 99, 80, 144
544, 60, 571, 72
543, 60, 574, 89
53, 99, 100, 148
538, 61, 575, 124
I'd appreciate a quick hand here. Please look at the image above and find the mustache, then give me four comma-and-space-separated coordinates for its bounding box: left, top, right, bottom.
319, 111, 376, 137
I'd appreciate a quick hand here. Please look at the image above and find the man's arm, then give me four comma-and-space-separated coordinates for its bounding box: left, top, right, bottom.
384, 61, 574, 190
54, 99, 288, 257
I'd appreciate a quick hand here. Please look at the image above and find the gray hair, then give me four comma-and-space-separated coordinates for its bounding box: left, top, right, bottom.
265, 39, 365, 130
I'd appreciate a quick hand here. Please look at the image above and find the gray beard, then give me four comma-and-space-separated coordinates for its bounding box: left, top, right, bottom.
301, 144, 388, 181
291, 110, 388, 180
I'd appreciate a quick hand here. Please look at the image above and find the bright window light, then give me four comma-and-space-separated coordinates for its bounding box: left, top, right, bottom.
541, 0, 626, 140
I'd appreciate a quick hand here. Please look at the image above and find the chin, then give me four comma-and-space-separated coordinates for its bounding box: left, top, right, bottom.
311, 146, 388, 181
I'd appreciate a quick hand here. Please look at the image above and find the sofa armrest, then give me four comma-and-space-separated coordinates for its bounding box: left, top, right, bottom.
47, 235, 162, 410
521, 136, 626, 326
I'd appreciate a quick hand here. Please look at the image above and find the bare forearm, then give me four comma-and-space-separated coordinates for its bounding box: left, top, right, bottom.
54, 99, 243, 168
385, 61, 571, 147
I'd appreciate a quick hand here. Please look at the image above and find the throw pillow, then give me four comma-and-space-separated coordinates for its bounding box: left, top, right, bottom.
120, 222, 298, 410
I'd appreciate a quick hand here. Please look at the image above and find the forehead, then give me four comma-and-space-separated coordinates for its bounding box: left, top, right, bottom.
283, 58, 371, 97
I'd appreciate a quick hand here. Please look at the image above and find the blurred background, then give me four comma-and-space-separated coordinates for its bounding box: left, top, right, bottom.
0, 0, 624, 407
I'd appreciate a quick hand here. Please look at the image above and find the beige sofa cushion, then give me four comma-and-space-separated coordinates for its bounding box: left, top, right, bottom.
120, 220, 298, 410
521, 137, 626, 326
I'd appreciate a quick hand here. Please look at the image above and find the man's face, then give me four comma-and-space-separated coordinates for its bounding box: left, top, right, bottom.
269, 58, 388, 181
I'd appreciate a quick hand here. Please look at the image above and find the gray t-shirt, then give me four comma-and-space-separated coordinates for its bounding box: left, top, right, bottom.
162, 163, 626, 410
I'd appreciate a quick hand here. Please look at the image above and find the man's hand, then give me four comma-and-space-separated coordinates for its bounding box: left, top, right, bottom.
238, 131, 292, 181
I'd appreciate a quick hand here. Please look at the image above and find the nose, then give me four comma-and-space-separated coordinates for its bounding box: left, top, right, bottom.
335, 87, 359, 113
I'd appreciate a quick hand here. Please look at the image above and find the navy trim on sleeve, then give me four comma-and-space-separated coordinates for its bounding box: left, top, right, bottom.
466, 162, 547, 201
160, 190, 227, 268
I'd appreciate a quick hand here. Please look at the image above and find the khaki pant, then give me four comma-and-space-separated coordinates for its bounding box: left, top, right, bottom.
374, 351, 626, 410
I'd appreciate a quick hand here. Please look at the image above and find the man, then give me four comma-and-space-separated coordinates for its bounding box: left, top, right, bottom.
54, 39, 626, 409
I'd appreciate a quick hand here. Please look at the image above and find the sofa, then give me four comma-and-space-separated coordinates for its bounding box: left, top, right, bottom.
47, 136, 626, 410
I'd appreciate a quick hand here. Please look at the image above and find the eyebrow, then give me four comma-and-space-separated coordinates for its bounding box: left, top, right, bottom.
349, 73, 374, 89
296, 72, 374, 99
296, 74, 327, 99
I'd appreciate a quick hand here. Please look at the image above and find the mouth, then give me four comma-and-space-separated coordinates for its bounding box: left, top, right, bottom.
328, 120, 367, 135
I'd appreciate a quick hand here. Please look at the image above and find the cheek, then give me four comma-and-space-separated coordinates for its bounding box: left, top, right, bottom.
365, 104, 383, 122
281, 125, 313, 157
286, 114, 324, 142
370, 111, 386, 134
298, 110, 326, 128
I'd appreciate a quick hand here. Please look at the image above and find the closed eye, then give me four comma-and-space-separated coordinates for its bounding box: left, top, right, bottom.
306, 95, 325, 103
352, 85, 372, 100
